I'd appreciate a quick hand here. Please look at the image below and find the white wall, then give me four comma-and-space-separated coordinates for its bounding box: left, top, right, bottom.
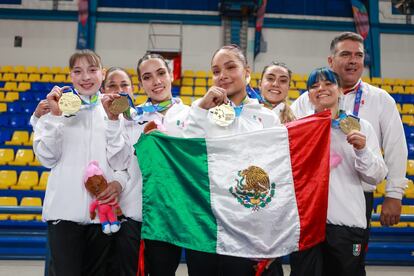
381, 34, 414, 79
0, 19, 77, 67
1, 19, 413, 78
95, 22, 149, 70
251, 28, 336, 75
96, 22, 222, 71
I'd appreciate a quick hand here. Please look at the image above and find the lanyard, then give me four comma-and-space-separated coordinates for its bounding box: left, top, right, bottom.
64, 87, 99, 106
331, 110, 347, 129
62, 87, 99, 111
247, 85, 277, 109
124, 96, 178, 121
344, 80, 363, 117
230, 96, 249, 117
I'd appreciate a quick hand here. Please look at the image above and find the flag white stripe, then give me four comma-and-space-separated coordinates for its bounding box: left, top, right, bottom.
206, 127, 301, 258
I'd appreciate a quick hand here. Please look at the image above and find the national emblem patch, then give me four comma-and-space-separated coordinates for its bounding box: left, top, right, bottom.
353, 243, 362, 256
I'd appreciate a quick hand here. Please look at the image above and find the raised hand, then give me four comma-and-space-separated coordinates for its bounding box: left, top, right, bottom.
346, 130, 366, 150
46, 86, 69, 116
101, 94, 121, 120
97, 181, 122, 205
34, 99, 50, 118
198, 86, 229, 110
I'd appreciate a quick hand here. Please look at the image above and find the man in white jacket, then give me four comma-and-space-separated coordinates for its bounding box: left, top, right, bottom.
292, 32, 407, 230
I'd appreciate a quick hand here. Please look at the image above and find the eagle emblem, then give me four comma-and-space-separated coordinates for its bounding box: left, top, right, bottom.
229, 165, 276, 211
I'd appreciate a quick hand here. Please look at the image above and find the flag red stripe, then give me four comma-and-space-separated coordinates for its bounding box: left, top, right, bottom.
286, 111, 331, 251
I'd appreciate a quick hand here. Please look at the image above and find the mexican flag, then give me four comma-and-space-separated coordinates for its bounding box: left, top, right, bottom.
135, 111, 331, 258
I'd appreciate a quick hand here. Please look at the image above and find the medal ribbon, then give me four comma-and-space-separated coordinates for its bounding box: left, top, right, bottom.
246, 84, 276, 109
137, 98, 176, 114
331, 110, 347, 129
343, 80, 363, 117
230, 96, 249, 117
123, 95, 178, 121
64, 87, 99, 107
61, 87, 99, 115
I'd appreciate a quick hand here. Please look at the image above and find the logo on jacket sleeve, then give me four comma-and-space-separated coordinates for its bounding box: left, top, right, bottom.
229, 165, 276, 211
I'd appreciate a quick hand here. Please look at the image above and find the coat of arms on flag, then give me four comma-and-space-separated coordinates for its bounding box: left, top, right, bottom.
229, 166, 276, 211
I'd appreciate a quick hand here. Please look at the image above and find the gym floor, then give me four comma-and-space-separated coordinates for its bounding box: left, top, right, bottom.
0, 261, 413, 276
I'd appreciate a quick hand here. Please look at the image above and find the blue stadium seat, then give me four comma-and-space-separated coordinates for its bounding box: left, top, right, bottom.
171, 86, 180, 96
19, 92, 35, 102
0, 115, 9, 127
401, 95, 414, 104
7, 102, 23, 113
0, 129, 12, 143
391, 94, 403, 103
404, 126, 414, 141
21, 102, 37, 114
9, 115, 30, 128
33, 92, 47, 102
408, 142, 414, 159
30, 82, 53, 93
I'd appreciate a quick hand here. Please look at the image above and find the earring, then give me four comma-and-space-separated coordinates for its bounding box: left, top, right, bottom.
246, 75, 251, 84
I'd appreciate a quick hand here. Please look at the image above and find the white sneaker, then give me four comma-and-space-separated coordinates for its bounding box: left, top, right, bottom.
102, 223, 111, 235
110, 223, 120, 233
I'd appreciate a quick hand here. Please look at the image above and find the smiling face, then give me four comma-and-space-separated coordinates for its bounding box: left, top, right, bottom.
328, 39, 364, 90
138, 58, 173, 104
69, 57, 104, 96
308, 78, 341, 112
260, 65, 290, 106
102, 69, 134, 98
211, 49, 250, 104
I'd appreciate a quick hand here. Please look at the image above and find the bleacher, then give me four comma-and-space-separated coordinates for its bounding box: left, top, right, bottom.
0, 65, 414, 264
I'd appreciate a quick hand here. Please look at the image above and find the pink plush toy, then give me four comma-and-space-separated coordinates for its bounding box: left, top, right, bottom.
330, 151, 342, 170
84, 161, 122, 235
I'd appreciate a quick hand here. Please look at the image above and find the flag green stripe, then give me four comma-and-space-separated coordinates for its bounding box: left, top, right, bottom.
134, 132, 217, 253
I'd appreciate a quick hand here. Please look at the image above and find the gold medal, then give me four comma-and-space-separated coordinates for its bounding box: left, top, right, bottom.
339, 116, 361, 135
109, 95, 130, 115
209, 104, 235, 127
58, 92, 81, 115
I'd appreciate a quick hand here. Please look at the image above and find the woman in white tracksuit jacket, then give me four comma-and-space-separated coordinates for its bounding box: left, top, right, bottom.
300, 67, 387, 276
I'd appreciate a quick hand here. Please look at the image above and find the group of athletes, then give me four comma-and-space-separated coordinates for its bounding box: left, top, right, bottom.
30, 31, 407, 276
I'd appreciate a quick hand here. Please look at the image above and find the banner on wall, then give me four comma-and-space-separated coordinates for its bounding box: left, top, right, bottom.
254, 0, 267, 60
351, 0, 370, 39
76, 0, 89, 49
170, 54, 182, 81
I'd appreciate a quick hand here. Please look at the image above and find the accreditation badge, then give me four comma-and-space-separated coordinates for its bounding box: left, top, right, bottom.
109, 94, 130, 115
58, 89, 81, 115
339, 115, 361, 135
208, 104, 235, 127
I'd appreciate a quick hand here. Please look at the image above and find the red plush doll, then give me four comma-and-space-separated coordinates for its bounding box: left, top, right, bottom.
84, 160, 122, 234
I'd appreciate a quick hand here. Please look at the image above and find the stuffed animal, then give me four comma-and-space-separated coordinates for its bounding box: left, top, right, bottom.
143, 119, 167, 134
84, 160, 122, 234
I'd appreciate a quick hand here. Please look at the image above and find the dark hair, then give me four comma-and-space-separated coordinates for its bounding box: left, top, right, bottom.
136, 53, 171, 82
260, 61, 292, 82
69, 49, 102, 70
102, 67, 133, 88
330, 32, 364, 55
307, 67, 341, 90
211, 44, 248, 68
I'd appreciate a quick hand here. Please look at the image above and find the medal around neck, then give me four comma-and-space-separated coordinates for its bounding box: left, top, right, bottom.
109, 94, 130, 115
58, 88, 81, 116
208, 104, 236, 127
339, 115, 361, 135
